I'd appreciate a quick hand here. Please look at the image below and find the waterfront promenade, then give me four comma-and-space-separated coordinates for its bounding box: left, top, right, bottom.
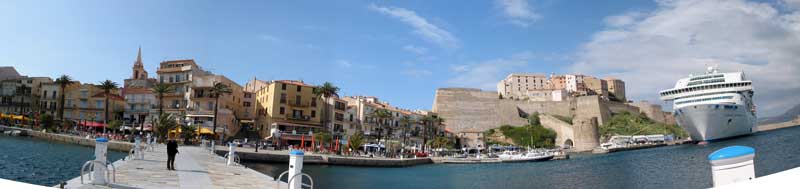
64, 145, 286, 189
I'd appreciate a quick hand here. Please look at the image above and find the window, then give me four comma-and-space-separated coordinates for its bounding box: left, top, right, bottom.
66, 99, 73, 107
311, 110, 316, 118
80, 91, 88, 98
279, 107, 285, 114
295, 95, 301, 105
244, 102, 251, 107
169, 77, 174, 83
293, 110, 302, 118
160, 76, 164, 82
335, 113, 344, 121
65, 111, 71, 118
280, 93, 287, 104
297, 86, 301, 92
311, 98, 317, 107
281, 83, 287, 90
43, 91, 48, 98
80, 100, 87, 108
349, 114, 353, 122
208, 102, 214, 110
175, 75, 181, 82
52, 91, 57, 99
335, 102, 345, 110
95, 100, 103, 108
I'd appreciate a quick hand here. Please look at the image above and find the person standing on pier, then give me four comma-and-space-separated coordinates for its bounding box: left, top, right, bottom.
167, 139, 179, 170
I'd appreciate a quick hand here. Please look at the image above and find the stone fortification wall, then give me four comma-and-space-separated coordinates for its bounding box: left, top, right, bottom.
606, 101, 640, 115
629, 101, 676, 124
433, 88, 528, 132
539, 114, 574, 148
571, 117, 600, 152
575, 96, 610, 126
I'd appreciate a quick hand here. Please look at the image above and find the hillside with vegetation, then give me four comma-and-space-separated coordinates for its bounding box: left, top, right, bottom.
485, 113, 557, 148
600, 111, 688, 140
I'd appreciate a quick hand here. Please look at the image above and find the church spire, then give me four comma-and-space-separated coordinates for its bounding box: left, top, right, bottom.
134, 46, 143, 67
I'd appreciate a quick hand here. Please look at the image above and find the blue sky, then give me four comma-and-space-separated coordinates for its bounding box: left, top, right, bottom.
2, 0, 799, 116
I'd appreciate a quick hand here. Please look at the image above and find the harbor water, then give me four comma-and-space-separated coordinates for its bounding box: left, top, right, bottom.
0, 135, 127, 186
245, 125, 800, 189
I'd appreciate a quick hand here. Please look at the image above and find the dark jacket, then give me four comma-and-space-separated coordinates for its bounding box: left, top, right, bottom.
167, 140, 179, 155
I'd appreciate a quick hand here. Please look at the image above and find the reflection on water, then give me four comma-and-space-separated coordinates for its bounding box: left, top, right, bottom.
0, 135, 127, 186
244, 126, 800, 189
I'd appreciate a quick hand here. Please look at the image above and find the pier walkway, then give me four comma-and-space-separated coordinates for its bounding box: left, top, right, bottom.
64, 145, 286, 189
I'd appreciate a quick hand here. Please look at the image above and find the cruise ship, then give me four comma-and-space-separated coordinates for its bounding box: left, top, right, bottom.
659, 67, 757, 141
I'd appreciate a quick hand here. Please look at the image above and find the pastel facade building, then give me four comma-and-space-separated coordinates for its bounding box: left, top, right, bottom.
497, 73, 548, 99
123, 48, 157, 128
583, 77, 609, 100
255, 80, 322, 147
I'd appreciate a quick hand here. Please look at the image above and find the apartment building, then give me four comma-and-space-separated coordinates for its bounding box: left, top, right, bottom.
62, 83, 125, 124
0, 75, 53, 115
605, 77, 627, 102
255, 80, 323, 147
584, 77, 609, 100
496, 73, 548, 99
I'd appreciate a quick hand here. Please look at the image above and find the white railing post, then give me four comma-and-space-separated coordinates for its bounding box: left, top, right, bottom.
227, 142, 237, 166
92, 137, 109, 185
289, 150, 304, 189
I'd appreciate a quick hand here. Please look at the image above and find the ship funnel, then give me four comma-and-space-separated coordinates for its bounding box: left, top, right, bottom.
708, 146, 756, 187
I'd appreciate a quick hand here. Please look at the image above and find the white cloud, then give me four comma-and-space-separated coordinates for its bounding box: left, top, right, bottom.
496, 0, 541, 27
369, 4, 460, 49
782, 0, 800, 10
335, 60, 352, 68
403, 45, 428, 55
572, 0, 800, 116
447, 52, 533, 90
603, 12, 645, 28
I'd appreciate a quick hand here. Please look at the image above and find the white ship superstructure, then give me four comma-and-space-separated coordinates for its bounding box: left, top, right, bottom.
659, 67, 756, 141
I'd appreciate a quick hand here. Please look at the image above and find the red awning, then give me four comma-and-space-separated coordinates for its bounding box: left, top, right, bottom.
80, 121, 107, 128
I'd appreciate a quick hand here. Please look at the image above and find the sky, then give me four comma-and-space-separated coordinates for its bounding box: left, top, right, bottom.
2, 0, 799, 117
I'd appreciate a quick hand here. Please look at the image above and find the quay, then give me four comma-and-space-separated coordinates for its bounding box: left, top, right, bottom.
215, 146, 433, 167
0, 125, 133, 151
63, 145, 286, 189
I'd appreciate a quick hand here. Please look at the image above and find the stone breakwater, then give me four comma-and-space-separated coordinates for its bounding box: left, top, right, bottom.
215, 148, 433, 167
0, 125, 133, 152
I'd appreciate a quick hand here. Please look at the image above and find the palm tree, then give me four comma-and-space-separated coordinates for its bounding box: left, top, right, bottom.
98, 80, 118, 134
370, 109, 393, 145
209, 82, 232, 139
312, 82, 340, 132
54, 75, 74, 131
150, 82, 174, 135
399, 115, 413, 149
420, 115, 443, 151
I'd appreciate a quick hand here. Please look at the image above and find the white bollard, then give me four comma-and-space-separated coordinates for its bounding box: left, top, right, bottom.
92, 137, 109, 185
709, 146, 756, 187
134, 137, 143, 160
289, 150, 304, 189
211, 142, 216, 154
227, 143, 236, 166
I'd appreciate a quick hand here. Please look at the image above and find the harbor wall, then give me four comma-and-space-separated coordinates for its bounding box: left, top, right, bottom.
216, 149, 433, 167
0, 126, 133, 152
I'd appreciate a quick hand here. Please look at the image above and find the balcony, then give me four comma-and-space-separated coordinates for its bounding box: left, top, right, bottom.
288, 115, 311, 121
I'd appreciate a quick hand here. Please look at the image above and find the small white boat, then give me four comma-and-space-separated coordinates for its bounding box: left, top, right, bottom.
498, 151, 554, 163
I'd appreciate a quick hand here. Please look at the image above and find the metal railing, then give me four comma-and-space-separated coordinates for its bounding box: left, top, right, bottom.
275, 170, 314, 189
223, 153, 241, 165
80, 160, 116, 185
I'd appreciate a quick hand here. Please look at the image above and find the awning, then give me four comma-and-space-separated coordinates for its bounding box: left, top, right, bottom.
197, 127, 214, 135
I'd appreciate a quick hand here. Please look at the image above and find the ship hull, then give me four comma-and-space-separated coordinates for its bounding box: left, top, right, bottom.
674, 104, 756, 141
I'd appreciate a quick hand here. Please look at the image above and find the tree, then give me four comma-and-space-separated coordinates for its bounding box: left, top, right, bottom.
54, 75, 74, 131
154, 113, 178, 141
107, 120, 122, 135
312, 82, 340, 132
427, 136, 453, 149
209, 82, 232, 138
420, 115, 443, 151
348, 131, 365, 153
528, 112, 541, 126
151, 82, 174, 118
181, 124, 197, 144
98, 80, 118, 134
40, 114, 54, 131
399, 115, 413, 147
370, 109, 393, 144
313, 132, 332, 151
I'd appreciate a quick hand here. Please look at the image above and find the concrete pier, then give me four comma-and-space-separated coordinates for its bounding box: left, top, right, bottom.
215, 146, 433, 167
63, 145, 286, 189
